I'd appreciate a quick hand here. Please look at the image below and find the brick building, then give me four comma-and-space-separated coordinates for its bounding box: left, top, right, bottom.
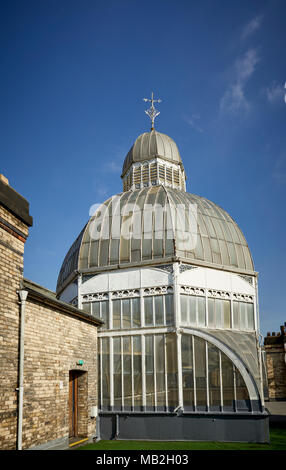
264, 324, 286, 401
0, 174, 102, 450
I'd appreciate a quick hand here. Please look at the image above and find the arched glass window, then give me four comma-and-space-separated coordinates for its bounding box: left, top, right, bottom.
98, 333, 252, 413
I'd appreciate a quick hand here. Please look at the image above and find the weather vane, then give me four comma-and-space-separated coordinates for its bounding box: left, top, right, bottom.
143, 92, 162, 130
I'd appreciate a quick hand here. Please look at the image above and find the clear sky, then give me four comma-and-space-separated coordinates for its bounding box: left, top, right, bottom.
1, 0, 285, 338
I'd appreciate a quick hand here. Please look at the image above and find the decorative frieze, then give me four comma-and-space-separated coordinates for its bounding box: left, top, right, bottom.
112, 289, 140, 299
82, 292, 108, 302
232, 293, 254, 303
207, 289, 231, 300
180, 285, 205, 296
143, 286, 173, 296
180, 285, 254, 303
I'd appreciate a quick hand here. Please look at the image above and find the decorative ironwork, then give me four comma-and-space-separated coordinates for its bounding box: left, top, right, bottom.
179, 264, 198, 273
155, 264, 173, 274
238, 274, 253, 286
143, 91, 162, 130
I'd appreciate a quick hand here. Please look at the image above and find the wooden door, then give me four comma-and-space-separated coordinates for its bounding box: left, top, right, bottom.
69, 371, 78, 437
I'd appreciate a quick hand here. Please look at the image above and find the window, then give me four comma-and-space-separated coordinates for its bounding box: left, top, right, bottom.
207, 298, 230, 329
101, 338, 110, 409
92, 300, 109, 328
133, 336, 142, 409
144, 294, 173, 326
112, 297, 141, 329
123, 337, 132, 408
182, 335, 194, 409
208, 343, 221, 409
113, 337, 122, 409
233, 301, 254, 331
194, 337, 207, 409
155, 335, 166, 408
145, 335, 154, 408
180, 295, 206, 326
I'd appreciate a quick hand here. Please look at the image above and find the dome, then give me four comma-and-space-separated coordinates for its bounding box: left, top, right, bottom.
122, 130, 184, 177
56, 185, 254, 294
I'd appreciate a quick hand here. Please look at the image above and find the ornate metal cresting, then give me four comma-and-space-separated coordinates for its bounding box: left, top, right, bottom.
143, 91, 162, 130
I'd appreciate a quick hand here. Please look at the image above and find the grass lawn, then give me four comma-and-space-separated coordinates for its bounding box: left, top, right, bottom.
76, 427, 286, 451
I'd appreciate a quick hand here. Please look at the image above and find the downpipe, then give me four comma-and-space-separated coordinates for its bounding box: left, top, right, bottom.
17, 289, 28, 451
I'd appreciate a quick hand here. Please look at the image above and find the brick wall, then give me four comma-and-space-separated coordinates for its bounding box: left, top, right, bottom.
21, 292, 98, 449
0, 205, 28, 449
264, 324, 286, 400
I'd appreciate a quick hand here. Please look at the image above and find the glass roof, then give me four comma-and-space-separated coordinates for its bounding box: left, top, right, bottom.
122, 130, 184, 177
56, 186, 254, 293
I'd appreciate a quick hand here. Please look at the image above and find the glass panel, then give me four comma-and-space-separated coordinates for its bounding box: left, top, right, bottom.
215, 299, 223, 328
113, 299, 121, 329
123, 337, 132, 408
246, 303, 254, 330
197, 297, 206, 326
166, 334, 178, 409
133, 336, 142, 409
194, 337, 207, 409
233, 301, 239, 329
144, 296, 153, 326
208, 298, 215, 328
240, 303, 247, 330
122, 298, 131, 329
132, 297, 140, 328
227, 242, 238, 266
92, 301, 100, 317
221, 353, 235, 410
145, 335, 155, 407
208, 344, 221, 409
219, 240, 229, 265
235, 367, 250, 410
101, 338, 110, 408
155, 335, 166, 407
82, 302, 91, 313
189, 296, 196, 325
101, 300, 109, 328
165, 294, 174, 325
113, 337, 122, 409
154, 296, 164, 325
194, 234, 204, 260
223, 300, 231, 328
182, 335, 194, 408
181, 294, 188, 324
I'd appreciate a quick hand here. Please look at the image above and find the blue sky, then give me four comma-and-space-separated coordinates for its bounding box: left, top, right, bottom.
0, 0, 285, 338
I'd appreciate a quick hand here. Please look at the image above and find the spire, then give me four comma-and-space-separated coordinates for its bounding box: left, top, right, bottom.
143, 91, 162, 130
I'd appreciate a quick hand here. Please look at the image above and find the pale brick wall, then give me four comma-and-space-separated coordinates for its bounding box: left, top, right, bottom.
0, 205, 27, 449
21, 296, 98, 449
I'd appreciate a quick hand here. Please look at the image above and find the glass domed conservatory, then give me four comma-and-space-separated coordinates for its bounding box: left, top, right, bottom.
56, 98, 269, 442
